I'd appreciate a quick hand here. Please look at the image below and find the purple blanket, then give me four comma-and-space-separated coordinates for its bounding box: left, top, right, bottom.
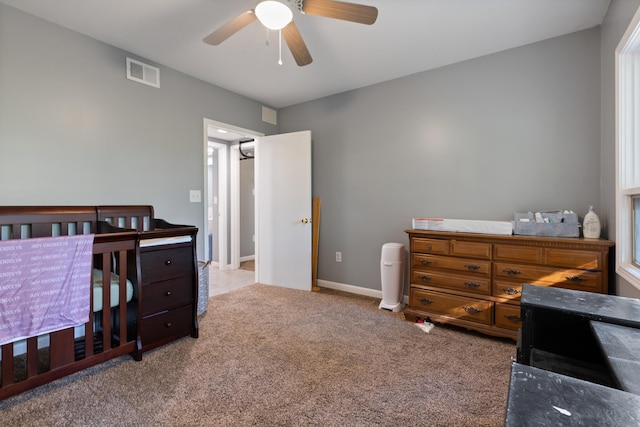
0, 234, 94, 346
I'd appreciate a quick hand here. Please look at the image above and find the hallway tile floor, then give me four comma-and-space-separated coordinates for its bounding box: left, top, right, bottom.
208, 265, 256, 296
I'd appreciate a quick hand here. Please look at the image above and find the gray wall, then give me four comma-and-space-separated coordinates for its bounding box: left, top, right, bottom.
4, 1, 640, 298
0, 4, 277, 259
600, 0, 640, 298
280, 28, 603, 292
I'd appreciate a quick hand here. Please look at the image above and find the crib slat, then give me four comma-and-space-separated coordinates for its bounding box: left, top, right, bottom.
84, 313, 94, 358
1, 345, 14, 386
31, 223, 49, 238
49, 329, 75, 368
26, 337, 39, 377
102, 253, 112, 350
119, 250, 128, 342
11, 224, 20, 240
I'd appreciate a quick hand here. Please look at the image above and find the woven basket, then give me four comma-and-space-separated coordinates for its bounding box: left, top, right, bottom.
197, 261, 210, 315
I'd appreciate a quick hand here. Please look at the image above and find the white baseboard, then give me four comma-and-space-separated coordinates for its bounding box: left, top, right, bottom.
211, 256, 253, 270
317, 279, 409, 304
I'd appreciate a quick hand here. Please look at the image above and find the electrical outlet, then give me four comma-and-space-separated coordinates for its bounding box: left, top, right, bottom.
189, 190, 201, 203
336, 252, 342, 262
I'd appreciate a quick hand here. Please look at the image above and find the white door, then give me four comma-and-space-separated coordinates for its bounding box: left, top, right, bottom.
256, 130, 312, 290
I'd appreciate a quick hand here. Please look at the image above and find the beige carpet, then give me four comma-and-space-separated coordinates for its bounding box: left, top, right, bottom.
0, 285, 516, 426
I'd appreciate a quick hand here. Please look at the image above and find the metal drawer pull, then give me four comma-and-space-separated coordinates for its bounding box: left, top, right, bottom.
166, 290, 172, 296
464, 282, 480, 289
418, 297, 434, 305
165, 322, 172, 328
420, 259, 432, 265
502, 268, 521, 276
426, 244, 432, 250
565, 276, 587, 283
165, 259, 172, 265
464, 264, 481, 271
419, 275, 432, 281
463, 306, 482, 314
503, 288, 521, 296
504, 314, 521, 323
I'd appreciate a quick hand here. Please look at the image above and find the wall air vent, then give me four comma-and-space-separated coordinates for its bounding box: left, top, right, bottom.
126, 57, 160, 88
262, 106, 277, 125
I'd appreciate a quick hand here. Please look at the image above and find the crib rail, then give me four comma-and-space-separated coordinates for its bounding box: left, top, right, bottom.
0, 226, 141, 400
97, 205, 154, 231
0, 206, 98, 238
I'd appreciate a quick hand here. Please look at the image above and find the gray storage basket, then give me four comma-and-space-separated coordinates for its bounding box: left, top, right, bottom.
513, 211, 580, 237
197, 261, 210, 315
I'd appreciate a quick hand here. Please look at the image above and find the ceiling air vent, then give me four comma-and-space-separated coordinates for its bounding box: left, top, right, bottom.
126, 57, 160, 88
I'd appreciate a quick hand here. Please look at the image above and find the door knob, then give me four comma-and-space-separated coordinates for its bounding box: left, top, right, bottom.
301, 218, 311, 224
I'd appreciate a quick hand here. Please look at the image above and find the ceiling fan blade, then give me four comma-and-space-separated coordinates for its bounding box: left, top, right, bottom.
302, 0, 378, 25
282, 21, 313, 67
203, 10, 257, 45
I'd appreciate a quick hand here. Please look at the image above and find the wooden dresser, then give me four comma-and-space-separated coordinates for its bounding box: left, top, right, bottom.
404, 230, 614, 339
139, 220, 199, 352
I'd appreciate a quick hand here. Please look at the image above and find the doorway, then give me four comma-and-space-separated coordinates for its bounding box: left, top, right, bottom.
203, 120, 313, 291
203, 119, 262, 279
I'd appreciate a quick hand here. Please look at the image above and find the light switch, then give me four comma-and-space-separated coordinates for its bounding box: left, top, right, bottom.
189, 190, 201, 203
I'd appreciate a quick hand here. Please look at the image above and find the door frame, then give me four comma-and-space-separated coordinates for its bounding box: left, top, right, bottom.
202, 118, 262, 271
207, 140, 227, 269
230, 139, 256, 271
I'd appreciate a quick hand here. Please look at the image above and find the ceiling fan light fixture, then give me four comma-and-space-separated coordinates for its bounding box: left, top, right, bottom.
255, 1, 293, 30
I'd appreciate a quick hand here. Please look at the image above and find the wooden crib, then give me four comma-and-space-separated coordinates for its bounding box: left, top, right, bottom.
0, 206, 141, 400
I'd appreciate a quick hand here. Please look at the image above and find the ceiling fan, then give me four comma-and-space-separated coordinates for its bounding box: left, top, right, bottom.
203, 0, 378, 67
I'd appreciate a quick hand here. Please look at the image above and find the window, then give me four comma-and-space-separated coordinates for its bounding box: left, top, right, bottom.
616, 7, 640, 290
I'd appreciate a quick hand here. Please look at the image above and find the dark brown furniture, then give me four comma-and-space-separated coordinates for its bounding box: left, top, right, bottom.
0, 205, 199, 400
97, 206, 199, 351
405, 230, 614, 339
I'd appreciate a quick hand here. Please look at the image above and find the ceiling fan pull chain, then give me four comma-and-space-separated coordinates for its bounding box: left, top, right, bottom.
278, 29, 283, 65
265, 28, 270, 46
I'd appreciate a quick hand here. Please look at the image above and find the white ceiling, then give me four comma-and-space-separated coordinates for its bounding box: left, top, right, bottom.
1, 0, 611, 108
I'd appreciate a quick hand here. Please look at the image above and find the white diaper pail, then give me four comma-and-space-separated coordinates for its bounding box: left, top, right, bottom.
379, 243, 405, 312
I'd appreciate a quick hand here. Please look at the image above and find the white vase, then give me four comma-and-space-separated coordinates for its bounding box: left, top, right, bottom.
583, 206, 601, 239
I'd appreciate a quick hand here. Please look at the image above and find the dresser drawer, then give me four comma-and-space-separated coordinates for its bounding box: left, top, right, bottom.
450, 240, 491, 259
141, 274, 194, 315
493, 262, 601, 291
544, 248, 601, 270
413, 270, 491, 294
493, 280, 525, 301
141, 305, 193, 346
411, 289, 493, 325
412, 254, 490, 275
412, 238, 449, 255
494, 244, 544, 264
495, 303, 522, 331
141, 245, 193, 283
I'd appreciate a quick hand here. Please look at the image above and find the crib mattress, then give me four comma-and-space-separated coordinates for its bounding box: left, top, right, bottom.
92, 268, 134, 312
